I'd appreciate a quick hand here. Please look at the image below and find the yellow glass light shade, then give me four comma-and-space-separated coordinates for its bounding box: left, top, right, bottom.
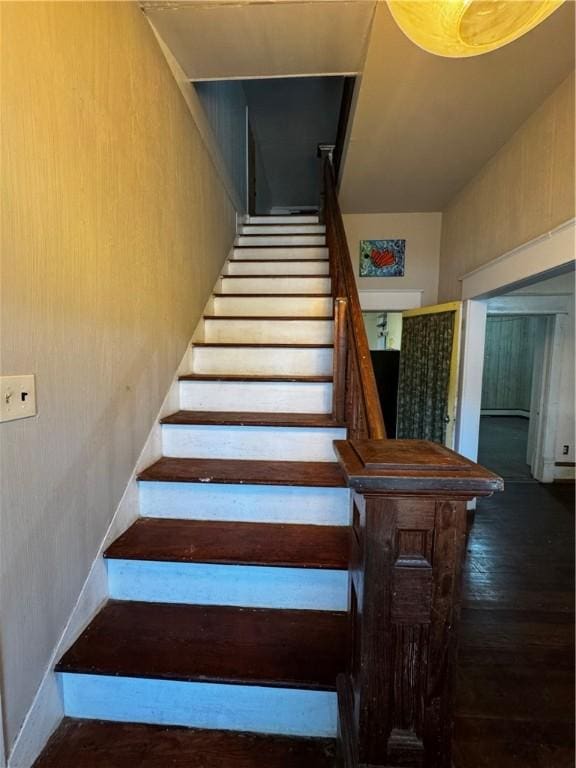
388, 0, 565, 58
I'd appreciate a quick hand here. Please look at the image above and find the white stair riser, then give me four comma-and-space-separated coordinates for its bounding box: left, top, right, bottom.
236, 236, 325, 247
139, 482, 351, 525
238, 225, 325, 235
107, 560, 347, 611
226, 261, 329, 276
203, 319, 333, 344
162, 424, 345, 462
190, 346, 333, 376
59, 674, 337, 738
247, 215, 319, 224
219, 276, 331, 295
179, 380, 332, 413
213, 296, 332, 317
232, 247, 328, 260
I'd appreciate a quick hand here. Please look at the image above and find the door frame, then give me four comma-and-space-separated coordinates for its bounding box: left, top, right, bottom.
528, 313, 567, 482
0, 686, 5, 768
456, 219, 574, 481
402, 301, 463, 448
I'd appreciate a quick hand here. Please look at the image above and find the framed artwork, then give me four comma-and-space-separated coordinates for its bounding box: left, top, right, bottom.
359, 239, 405, 277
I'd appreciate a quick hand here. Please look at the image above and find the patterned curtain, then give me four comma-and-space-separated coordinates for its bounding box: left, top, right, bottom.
396, 311, 455, 444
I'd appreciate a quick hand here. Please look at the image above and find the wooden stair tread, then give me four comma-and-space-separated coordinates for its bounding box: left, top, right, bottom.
231, 258, 329, 263
191, 342, 334, 348
179, 373, 332, 383
239, 231, 326, 236
203, 315, 333, 321
239, 231, 325, 235
221, 274, 329, 278
213, 293, 332, 298
138, 457, 346, 487
161, 410, 344, 428
56, 601, 346, 690
105, 519, 350, 570
33, 718, 336, 768
234, 244, 326, 249
220, 274, 330, 280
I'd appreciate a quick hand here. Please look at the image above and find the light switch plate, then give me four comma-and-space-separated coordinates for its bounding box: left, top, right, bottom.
0, 375, 37, 423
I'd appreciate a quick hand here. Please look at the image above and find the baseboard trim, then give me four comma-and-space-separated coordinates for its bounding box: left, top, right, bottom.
6, 335, 198, 768
553, 466, 576, 481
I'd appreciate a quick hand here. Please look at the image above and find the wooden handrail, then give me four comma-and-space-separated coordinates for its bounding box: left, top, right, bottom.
323, 159, 386, 439
323, 156, 504, 768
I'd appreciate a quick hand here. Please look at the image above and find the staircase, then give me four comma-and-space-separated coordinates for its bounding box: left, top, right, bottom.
35, 215, 351, 767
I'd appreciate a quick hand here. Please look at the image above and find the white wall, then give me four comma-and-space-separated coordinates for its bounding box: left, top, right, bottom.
195, 81, 248, 213
0, 2, 236, 755
343, 213, 442, 307
481, 316, 540, 412
439, 72, 575, 302
363, 312, 382, 350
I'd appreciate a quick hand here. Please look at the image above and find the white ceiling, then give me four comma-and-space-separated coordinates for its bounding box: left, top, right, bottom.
142, 1, 376, 80
143, 0, 575, 213
339, 1, 575, 212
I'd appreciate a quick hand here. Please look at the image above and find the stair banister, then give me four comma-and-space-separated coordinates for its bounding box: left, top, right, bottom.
323, 158, 504, 768
323, 159, 386, 440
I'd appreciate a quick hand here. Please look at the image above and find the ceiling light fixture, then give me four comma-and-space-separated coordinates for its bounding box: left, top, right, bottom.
388, 0, 565, 58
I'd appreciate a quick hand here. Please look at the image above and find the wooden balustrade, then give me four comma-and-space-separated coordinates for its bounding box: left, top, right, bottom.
333, 440, 503, 768
323, 159, 504, 768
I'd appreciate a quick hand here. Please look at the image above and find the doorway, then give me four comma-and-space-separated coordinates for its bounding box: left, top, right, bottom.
457, 266, 575, 483
362, 311, 402, 437
477, 314, 547, 480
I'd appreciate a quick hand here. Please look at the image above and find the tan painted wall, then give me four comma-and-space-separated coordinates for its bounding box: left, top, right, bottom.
0, 1, 235, 751
343, 213, 442, 306
439, 72, 575, 302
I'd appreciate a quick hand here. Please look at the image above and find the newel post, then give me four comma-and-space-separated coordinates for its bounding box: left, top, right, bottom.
333, 439, 503, 768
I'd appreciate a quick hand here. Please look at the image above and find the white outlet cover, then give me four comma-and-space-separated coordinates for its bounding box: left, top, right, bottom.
0, 375, 37, 423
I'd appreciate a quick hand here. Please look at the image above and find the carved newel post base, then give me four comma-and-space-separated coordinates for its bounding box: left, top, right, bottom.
333, 440, 503, 768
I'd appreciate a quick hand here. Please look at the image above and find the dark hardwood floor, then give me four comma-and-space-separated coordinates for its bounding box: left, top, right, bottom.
454, 481, 575, 767
478, 416, 532, 480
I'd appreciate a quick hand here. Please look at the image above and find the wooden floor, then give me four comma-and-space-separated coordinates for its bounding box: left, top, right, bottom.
454, 481, 575, 767
478, 416, 532, 480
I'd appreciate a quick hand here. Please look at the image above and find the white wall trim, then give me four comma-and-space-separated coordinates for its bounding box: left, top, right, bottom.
486, 294, 571, 315
461, 218, 576, 299
531, 314, 566, 483
6, 336, 196, 768
455, 300, 487, 465
190, 71, 359, 82
0, 691, 6, 768
359, 289, 423, 311
554, 466, 576, 481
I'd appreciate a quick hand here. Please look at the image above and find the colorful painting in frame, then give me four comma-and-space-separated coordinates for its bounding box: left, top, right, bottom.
359, 239, 405, 277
